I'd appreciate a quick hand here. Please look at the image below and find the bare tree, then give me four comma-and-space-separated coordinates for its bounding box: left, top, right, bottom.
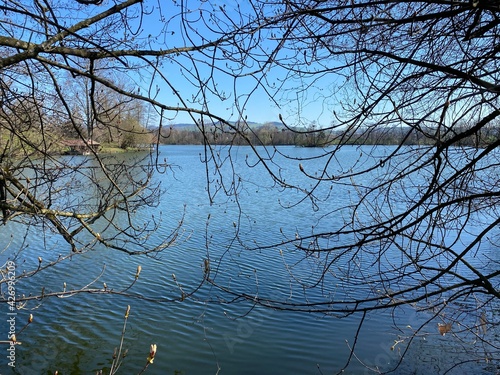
1, 0, 499, 373
0, 0, 192, 300
171, 1, 500, 372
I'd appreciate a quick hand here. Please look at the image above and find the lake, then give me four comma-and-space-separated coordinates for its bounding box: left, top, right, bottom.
0, 145, 497, 374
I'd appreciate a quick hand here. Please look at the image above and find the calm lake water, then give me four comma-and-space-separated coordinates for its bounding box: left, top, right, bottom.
0, 145, 498, 374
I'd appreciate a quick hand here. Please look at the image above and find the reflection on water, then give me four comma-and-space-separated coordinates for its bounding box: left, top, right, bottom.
0, 145, 498, 374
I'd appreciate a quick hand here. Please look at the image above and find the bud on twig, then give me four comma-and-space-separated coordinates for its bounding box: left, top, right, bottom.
135, 265, 142, 279
147, 344, 157, 364
124, 305, 130, 318
438, 322, 452, 336
28, 314, 33, 324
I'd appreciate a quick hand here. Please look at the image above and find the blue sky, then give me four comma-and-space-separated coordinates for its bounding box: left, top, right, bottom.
133, 0, 338, 127
4, 0, 338, 128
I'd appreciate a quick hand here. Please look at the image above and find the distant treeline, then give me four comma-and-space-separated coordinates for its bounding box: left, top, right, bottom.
156, 123, 500, 147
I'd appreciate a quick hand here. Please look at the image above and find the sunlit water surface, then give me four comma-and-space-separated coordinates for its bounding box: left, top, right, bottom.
0, 145, 498, 374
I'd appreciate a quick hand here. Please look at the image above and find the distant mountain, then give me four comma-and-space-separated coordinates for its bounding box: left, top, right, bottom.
167, 121, 286, 131
259, 121, 285, 128
167, 123, 198, 130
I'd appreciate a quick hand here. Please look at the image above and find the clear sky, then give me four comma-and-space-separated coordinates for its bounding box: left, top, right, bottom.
133, 0, 337, 128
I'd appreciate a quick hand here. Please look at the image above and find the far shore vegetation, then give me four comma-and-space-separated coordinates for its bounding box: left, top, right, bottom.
2, 119, 499, 158
157, 120, 500, 148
